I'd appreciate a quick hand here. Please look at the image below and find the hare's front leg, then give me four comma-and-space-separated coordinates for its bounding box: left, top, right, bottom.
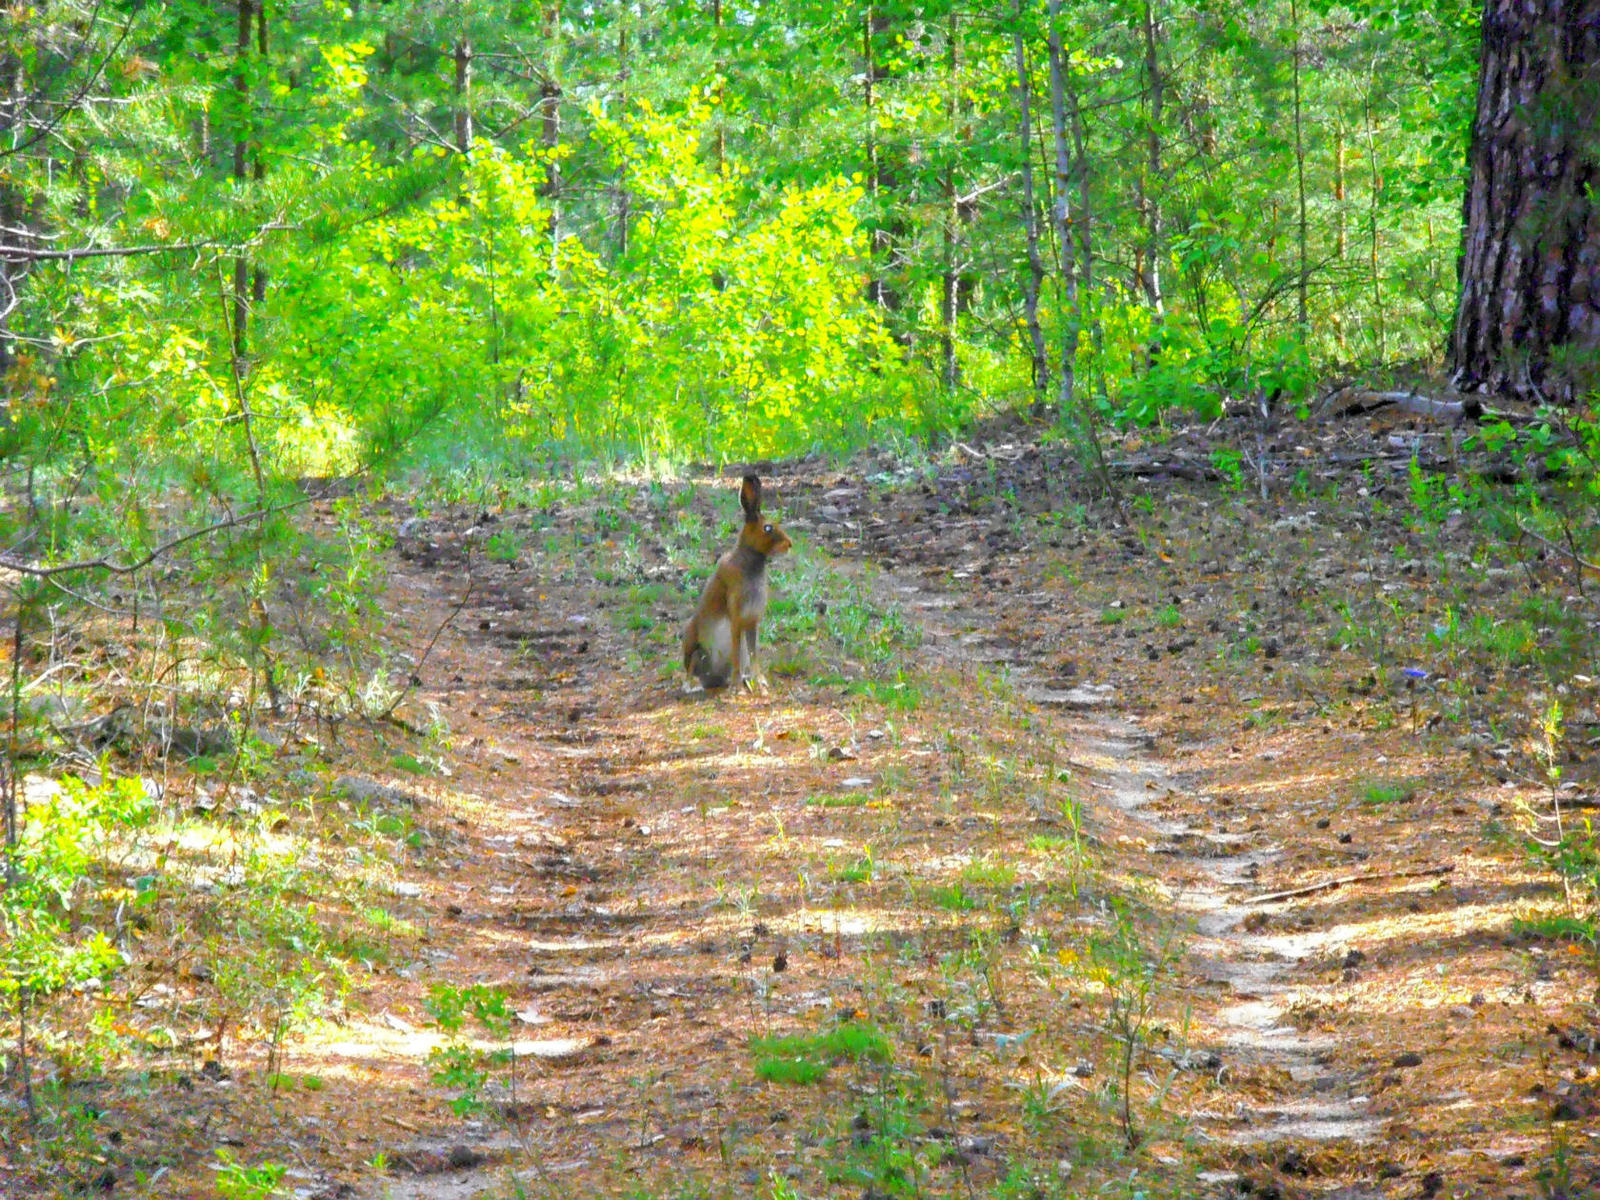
743, 625, 767, 692
726, 594, 745, 690
681, 615, 703, 693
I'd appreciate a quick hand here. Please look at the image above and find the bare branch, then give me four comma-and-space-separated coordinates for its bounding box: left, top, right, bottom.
0, 497, 312, 581
0, 240, 213, 263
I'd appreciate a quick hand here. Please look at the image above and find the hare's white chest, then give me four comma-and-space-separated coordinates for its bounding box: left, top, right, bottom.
739, 575, 769, 626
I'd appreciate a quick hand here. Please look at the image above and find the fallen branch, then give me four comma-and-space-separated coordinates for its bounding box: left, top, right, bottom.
1319, 388, 1472, 421
1107, 456, 1220, 482
1244, 863, 1453, 905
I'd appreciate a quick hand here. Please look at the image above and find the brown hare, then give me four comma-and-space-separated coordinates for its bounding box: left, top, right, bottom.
681, 474, 792, 691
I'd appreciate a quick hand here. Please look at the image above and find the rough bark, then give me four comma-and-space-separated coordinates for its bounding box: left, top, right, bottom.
1450, 0, 1600, 403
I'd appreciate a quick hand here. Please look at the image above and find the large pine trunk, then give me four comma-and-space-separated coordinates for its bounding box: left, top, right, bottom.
1450, 0, 1600, 404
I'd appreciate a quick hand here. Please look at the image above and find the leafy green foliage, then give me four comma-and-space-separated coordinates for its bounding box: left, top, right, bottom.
0, 0, 1480, 517
0, 775, 153, 998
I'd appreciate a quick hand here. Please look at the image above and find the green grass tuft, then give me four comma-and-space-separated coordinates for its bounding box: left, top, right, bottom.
749, 1021, 892, 1084
807, 793, 868, 809
1360, 778, 1418, 805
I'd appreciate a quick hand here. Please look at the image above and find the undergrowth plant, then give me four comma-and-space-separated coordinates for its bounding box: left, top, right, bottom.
1087, 905, 1182, 1152
214, 1150, 288, 1200
1, 774, 152, 1114
426, 982, 516, 1116
1514, 701, 1600, 957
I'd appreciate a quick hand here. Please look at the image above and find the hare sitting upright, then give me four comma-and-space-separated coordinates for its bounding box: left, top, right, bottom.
682, 474, 792, 691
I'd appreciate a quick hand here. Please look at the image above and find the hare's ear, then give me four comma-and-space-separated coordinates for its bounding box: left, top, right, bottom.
740, 474, 762, 517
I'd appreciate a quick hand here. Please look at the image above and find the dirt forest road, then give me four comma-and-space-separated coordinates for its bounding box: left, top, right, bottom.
272, 427, 1597, 1200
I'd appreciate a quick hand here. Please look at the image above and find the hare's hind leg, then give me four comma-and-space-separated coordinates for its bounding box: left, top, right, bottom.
704, 618, 735, 689
685, 617, 734, 691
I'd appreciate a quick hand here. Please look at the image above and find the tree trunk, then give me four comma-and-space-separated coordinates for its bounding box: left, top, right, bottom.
1048, 0, 1115, 497
613, 20, 629, 258
939, 8, 961, 391
0, 38, 28, 377
453, 38, 472, 155
1046, 0, 1079, 410
1364, 72, 1385, 360
1138, 0, 1165, 314
711, 0, 725, 176
1334, 125, 1346, 260
251, 0, 267, 308
232, 0, 253, 368
1450, 0, 1600, 403
1012, 0, 1048, 415
1290, 0, 1308, 337
863, 4, 900, 315
541, 3, 561, 260
1066, 63, 1103, 395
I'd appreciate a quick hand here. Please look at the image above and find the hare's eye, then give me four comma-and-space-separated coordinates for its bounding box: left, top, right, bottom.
764, 523, 773, 534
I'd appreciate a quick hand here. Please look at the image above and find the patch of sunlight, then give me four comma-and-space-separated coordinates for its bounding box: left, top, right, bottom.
1311, 898, 1533, 954
303, 1023, 586, 1065
1070, 750, 1125, 772
770, 904, 982, 937
648, 749, 814, 775
1220, 770, 1351, 799
303, 1021, 448, 1063
783, 908, 878, 937
1338, 972, 1517, 1013
424, 786, 495, 817
523, 938, 619, 952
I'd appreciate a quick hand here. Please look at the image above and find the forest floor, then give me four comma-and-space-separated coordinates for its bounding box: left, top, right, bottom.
5, 401, 1600, 1200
